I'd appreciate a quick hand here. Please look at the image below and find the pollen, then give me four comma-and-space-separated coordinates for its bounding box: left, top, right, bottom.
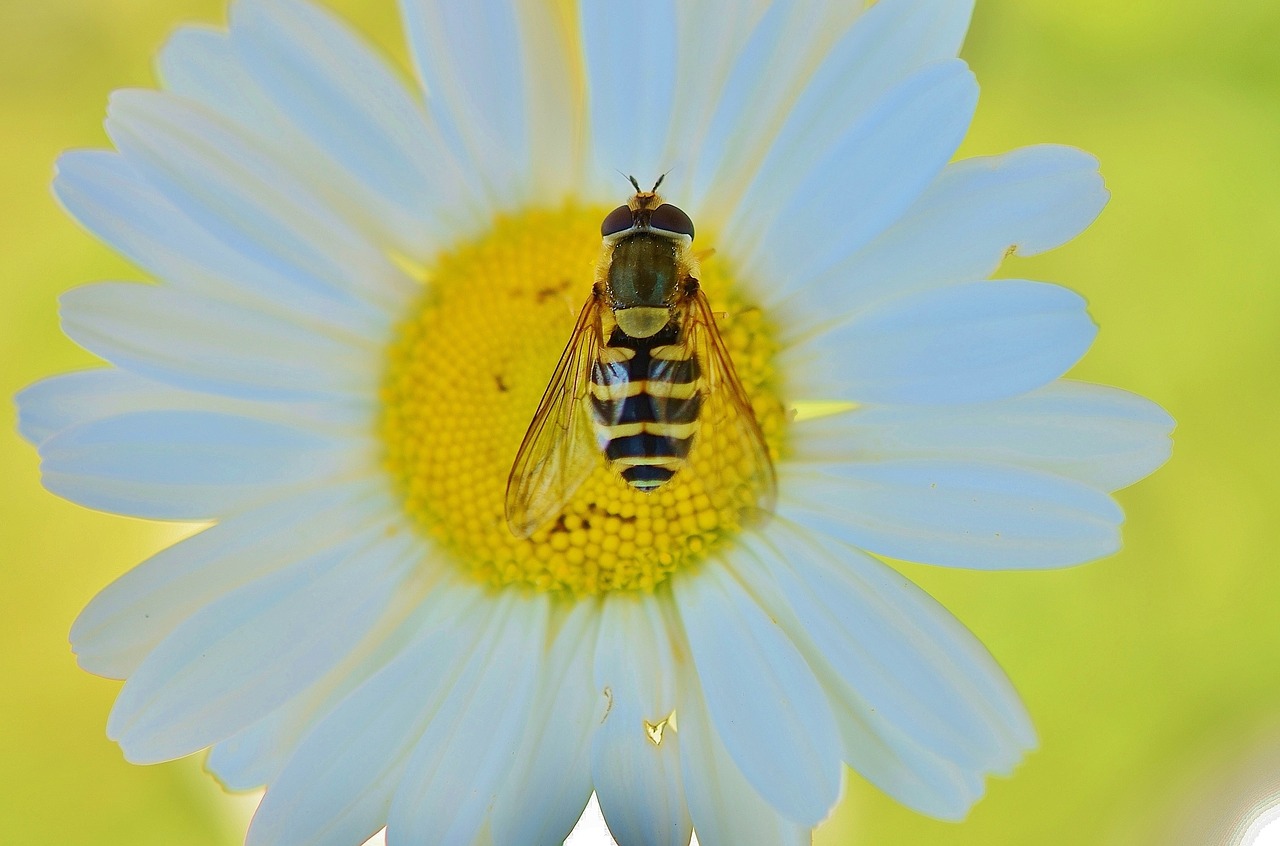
380, 204, 787, 596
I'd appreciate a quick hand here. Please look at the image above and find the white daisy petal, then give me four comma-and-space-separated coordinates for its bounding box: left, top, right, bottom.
728, 59, 978, 295
228, 0, 487, 251
387, 594, 549, 846
52, 151, 390, 337
725, 556, 979, 820
60, 282, 379, 402
792, 380, 1175, 492
656, 0, 770, 203
397, 0, 524, 197
675, 563, 843, 826
683, 0, 866, 218
826, 694, 985, 821
107, 527, 414, 763
158, 23, 463, 265
816, 0, 974, 106
580, 0, 678, 190
724, 0, 974, 243
398, 0, 580, 207
93, 300, 349, 399
17, 368, 368, 447
738, 526, 1035, 813
205, 701, 296, 792
735, 526, 992, 821
17, 369, 224, 447
156, 25, 287, 140
592, 594, 692, 846
206, 566, 441, 792
930, 145, 1111, 260
677, 666, 809, 846
71, 479, 393, 680
489, 602, 599, 846
247, 583, 489, 846
783, 280, 1097, 405
774, 144, 1110, 328
208, 622, 411, 792
673, 0, 970, 217
39, 410, 359, 520
508, 0, 586, 198
781, 460, 1123, 569
105, 89, 417, 315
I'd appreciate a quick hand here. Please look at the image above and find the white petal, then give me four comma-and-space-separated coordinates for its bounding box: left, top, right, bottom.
780, 460, 1123, 569
580, 0, 678, 189
739, 526, 1035, 818
681, 0, 865, 220
157, 23, 454, 267
105, 89, 417, 315
247, 583, 489, 846
792, 380, 1174, 492
727, 59, 977, 302
489, 602, 599, 846
206, 561, 445, 791
674, 563, 842, 826
205, 701, 296, 791
108, 528, 415, 762
16, 369, 226, 447
38, 410, 359, 520
398, 0, 581, 207
387, 594, 549, 846
677, 667, 809, 846
71, 479, 394, 679
156, 25, 287, 138
515, 1, 588, 199
721, 0, 974, 248
774, 145, 1110, 333
727, 540, 972, 819
929, 145, 1109, 259
228, 0, 486, 252
52, 150, 389, 337
208, 625, 411, 791
60, 282, 379, 402
16, 368, 368, 448
675, 0, 970, 216
783, 280, 1096, 405
592, 593, 692, 846
655, 0, 770, 204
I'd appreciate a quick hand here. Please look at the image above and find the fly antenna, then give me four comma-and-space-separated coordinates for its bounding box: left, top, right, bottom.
626, 173, 641, 193
652, 172, 667, 192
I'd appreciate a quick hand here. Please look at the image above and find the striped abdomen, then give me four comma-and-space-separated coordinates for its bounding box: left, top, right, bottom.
589, 322, 702, 491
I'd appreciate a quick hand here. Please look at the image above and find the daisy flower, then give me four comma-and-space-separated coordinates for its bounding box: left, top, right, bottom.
19, 0, 1173, 844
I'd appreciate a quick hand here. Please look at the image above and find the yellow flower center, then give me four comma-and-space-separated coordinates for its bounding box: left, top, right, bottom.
380, 203, 787, 595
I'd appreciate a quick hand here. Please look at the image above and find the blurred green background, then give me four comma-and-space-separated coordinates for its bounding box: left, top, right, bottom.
2, 0, 1277, 844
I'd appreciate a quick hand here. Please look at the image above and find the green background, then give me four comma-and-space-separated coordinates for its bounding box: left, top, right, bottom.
2, 1, 1276, 843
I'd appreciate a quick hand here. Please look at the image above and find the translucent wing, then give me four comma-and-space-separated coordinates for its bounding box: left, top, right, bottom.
663, 285, 777, 522
505, 291, 613, 538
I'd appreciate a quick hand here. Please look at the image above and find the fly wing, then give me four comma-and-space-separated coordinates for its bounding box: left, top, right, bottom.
674, 286, 777, 522
505, 292, 614, 538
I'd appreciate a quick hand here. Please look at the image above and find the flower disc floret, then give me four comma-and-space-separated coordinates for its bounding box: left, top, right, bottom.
380, 204, 787, 595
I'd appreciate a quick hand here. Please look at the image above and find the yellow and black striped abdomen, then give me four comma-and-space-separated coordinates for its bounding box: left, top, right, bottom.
589, 322, 702, 491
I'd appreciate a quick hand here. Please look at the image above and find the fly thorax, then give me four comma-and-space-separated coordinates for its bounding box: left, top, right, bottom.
607, 233, 681, 306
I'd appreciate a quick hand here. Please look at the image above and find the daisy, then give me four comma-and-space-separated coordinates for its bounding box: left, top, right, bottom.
19, 0, 1173, 844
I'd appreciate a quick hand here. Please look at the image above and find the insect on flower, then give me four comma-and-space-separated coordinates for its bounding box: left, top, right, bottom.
506, 175, 776, 539
18, 0, 1177, 843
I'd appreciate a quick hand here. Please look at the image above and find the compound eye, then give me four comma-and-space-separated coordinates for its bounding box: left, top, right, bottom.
601, 205, 635, 236
649, 203, 695, 239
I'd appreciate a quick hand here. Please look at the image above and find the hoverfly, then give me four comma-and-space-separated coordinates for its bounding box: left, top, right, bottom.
505, 176, 776, 539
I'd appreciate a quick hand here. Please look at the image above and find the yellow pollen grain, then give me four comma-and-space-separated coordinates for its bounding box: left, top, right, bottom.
380, 203, 787, 596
